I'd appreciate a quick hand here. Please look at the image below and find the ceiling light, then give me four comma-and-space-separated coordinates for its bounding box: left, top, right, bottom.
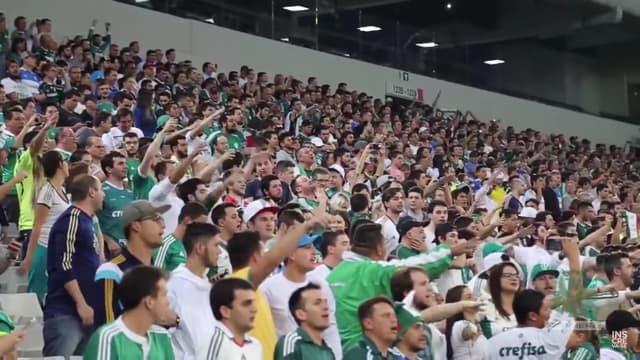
281, 37, 290, 42
283, 5, 309, 12
343, 53, 351, 57
357, 26, 382, 32
416, 42, 439, 48
484, 59, 505, 65
446, 2, 452, 9
205, 18, 215, 24
135, 0, 149, 3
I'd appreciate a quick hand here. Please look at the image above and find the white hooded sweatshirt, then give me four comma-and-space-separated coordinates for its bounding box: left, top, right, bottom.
167, 264, 215, 360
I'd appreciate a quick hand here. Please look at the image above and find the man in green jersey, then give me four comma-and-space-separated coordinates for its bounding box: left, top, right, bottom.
84, 266, 175, 360
292, 175, 320, 211
122, 132, 140, 185
391, 217, 427, 260
0, 105, 34, 229
98, 151, 134, 253
206, 107, 245, 152
87, 19, 111, 59
275, 283, 335, 360
327, 221, 472, 350
583, 252, 640, 321
153, 202, 208, 272
343, 296, 404, 360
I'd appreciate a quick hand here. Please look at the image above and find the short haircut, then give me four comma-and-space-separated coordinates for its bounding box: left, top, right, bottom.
68, 175, 100, 201
390, 267, 428, 302
177, 178, 206, 203
260, 175, 279, 195
350, 221, 384, 258
381, 187, 403, 205
357, 296, 393, 326
318, 231, 340, 258
276, 160, 296, 174
70, 150, 89, 163
119, 266, 168, 312
604, 252, 630, 281
311, 167, 329, 180
289, 282, 322, 325
407, 186, 423, 198
226, 231, 263, 270
427, 199, 448, 213
350, 193, 369, 213
209, 278, 255, 320
183, 222, 220, 255
210, 203, 236, 226
278, 209, 305, 227
93, 111, 112, 128
101, 151, 125, 175
513, 289, 545, 325
177, 202, 208, 224
351, 183, 370, 194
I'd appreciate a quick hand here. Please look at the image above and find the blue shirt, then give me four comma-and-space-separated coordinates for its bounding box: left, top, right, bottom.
45, 206, 100, 320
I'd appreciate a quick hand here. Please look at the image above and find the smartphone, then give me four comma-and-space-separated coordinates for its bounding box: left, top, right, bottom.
545, 238, 563, 252
371, 144, 380, 151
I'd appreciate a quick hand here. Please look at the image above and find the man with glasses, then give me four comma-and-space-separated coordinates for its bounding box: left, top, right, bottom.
90, 200, 179, 329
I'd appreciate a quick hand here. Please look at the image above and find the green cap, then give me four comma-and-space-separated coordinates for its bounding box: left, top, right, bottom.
97, 101, 115, 114
530, 264, 559, 281
482, 242, 505, 258
394, 303, 423, 337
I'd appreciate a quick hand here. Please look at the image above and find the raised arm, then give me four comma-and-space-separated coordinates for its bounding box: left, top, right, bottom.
139, 119, 172, 177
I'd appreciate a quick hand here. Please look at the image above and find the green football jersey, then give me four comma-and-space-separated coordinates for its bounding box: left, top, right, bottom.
98, 182, 134, 245
152, 234, 186, 272
275, 328, 335, 360
126, 158, 140, 185
83, 317, 174, 360
391, 245, 420, 259
582, 275, 609, 320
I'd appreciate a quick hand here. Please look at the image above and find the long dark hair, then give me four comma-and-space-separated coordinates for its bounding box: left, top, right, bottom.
488, 262, 519, 318
445, 285, 468, 360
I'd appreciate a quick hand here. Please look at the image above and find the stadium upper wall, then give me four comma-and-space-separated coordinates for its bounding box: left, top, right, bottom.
5, 0, 637, 145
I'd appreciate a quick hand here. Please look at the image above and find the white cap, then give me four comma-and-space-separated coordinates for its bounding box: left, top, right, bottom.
479, 252, 523, 279
242, 199, 279, 223
419, 126, 429, 133
328, 164, 345, 178
310, 137, 324, 147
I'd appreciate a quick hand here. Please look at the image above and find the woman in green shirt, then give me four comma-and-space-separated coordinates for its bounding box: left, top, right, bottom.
562, 317, 599, 359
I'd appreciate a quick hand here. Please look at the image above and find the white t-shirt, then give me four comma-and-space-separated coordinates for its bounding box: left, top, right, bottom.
149, 178, 184, 238
376, 215, 400, 254
307, 263, 331, 284
424, 226, 436, 252
258, 272, 342, 359
436, 268, 463, 298
36, 182, 70, 247
487, 312, 574, 359
186, 130, 212, 159
479, 291, 517, 339
450, 320, 489, 360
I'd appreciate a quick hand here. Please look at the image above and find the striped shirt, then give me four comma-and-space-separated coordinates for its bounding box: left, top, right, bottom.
197, 322, 262, 360
152, 234, 186, 272
44, 205, 100, 319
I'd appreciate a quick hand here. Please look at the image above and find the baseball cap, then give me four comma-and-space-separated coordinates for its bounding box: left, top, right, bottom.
479, 252, 520, 279
606, 310, 640, 333
530, 264, 559, 281
310, 137, 324, 148
397, 216, 427, 239
243, 199, 279, 223
297, 234, 321, 248
156, 114, 183, 130
121, 201, 171, 228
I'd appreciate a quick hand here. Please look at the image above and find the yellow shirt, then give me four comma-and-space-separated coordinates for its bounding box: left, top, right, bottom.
231, 267, 276, 360
15, 151, 35, 231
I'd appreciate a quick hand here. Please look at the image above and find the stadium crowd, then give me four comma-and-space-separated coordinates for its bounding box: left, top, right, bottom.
0, 11, 640, 360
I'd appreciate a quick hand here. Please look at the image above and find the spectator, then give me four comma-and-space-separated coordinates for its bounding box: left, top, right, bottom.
102, 108, 144, 152
197, 278, 263, 359
394, 303, 429, 360
167, 222, 221, 359
43, 175, 103, 357
152, 202, 208, 272
92, 200, 171, 327
274, 283, 335, 360
391, 216, 428, 259
444, 285, 488, 360
83, 266, 175, 358
343, 296, 402, 358
308, 231, 350, 283
98, 151, 134, 251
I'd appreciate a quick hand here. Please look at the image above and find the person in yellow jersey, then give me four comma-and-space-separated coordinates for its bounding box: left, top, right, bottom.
226, 211, 328, 360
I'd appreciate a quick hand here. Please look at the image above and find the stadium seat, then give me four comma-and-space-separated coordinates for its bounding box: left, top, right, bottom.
0, 293, 43, 325
0, 267, 29, 294
16, 321, 44, 358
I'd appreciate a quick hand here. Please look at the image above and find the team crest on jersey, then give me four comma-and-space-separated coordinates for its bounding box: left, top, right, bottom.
498, 342, 547, 358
